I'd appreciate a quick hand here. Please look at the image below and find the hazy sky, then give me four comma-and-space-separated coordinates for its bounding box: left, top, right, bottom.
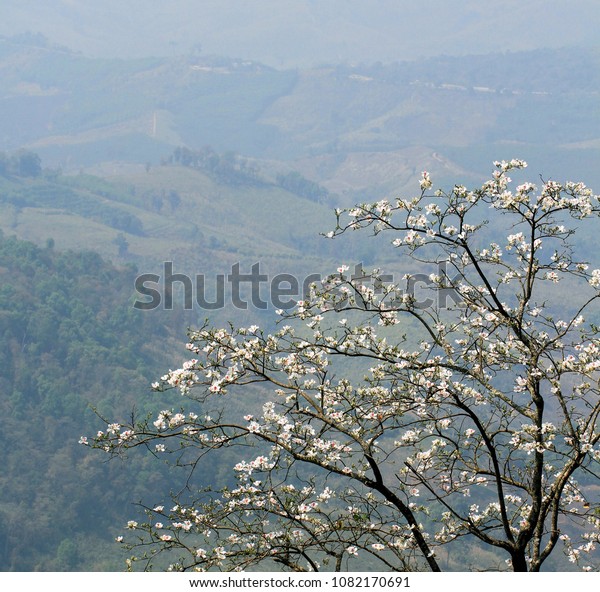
3, 0, 599, 66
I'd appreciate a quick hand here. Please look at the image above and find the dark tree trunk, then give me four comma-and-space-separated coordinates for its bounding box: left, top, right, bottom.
511, 550, 528, 572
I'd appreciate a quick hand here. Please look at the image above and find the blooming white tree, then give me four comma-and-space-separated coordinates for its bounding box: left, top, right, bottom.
87, 160, 600, 572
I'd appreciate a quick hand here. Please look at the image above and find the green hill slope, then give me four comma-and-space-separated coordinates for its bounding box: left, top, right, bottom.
0, 161, 336, 270
0, 233, 188, 570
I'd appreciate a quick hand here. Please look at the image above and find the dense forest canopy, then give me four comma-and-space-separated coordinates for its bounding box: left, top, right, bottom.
0, 232, 186, 569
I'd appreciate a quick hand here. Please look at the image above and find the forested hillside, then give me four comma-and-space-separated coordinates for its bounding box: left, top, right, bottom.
0, 233, 187, 569
0, 153, 349, 569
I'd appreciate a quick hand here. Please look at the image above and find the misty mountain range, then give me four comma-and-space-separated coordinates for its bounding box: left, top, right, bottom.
2, 0, 600, 66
